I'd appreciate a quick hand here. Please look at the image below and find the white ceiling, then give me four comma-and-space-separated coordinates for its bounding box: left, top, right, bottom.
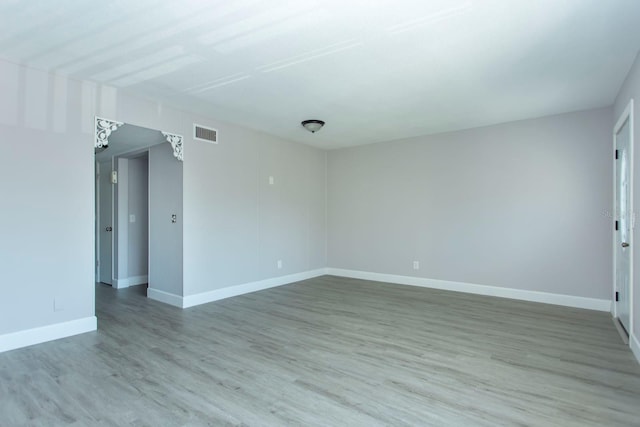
1, 0, 639, 149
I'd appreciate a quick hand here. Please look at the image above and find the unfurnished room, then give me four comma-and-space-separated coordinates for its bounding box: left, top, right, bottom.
1, 0, 640, 425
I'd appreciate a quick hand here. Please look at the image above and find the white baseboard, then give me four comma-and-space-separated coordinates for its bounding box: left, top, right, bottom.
182, 269, 327, 309
147, 287, 183, 308
113, 275, 148, 289
0, 316, 97, 353
147, 269, 325, 309
631, 333, 640, 365
326, 268, 612, 312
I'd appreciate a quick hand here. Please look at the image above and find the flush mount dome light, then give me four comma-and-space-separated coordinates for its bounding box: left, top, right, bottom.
301, 119, 325, 133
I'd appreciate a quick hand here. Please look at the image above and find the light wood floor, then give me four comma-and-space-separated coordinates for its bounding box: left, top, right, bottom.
1, 276, 639, 426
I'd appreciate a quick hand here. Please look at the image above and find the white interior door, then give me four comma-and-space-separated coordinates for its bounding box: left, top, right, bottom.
614, 103, 633, 334
98, 160, 113, 285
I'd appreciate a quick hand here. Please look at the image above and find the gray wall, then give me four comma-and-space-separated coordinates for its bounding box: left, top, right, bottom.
182, 117, 327, 296
115, 157, 129, 283
0, 63, 95, 335
115, 155, 150, 285
149, 143, 183, 296
328, 108, 612, 299
127, 156, 149, 278
614, 50, 640, 344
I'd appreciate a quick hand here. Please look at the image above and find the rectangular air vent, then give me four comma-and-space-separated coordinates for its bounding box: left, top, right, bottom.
194, 124, 218, 144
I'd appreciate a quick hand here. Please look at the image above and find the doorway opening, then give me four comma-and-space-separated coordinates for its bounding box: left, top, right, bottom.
94, 120, 183, 300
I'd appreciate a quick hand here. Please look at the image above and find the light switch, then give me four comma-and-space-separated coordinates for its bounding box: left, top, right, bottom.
129, 214, 136, 223
269, 176, 274, 185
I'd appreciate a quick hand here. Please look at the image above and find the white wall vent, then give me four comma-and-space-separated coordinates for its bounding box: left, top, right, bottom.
193, 124, 218, 144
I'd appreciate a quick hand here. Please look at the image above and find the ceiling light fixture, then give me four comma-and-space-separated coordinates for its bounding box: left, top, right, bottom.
301, 119, 325, 133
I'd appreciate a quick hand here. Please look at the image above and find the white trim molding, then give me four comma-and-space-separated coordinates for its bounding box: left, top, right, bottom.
631, 333, 640, 364
113, 275, 148, 289
0, 316, 97, 353
161, 131, 184, 161
326, 268, 612, 312
147, 269, 326, 309
147, 288, 183, 308
182, 269, 326, 308
95, 116, 123, 148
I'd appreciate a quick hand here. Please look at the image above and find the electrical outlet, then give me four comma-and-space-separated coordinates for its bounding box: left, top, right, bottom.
277, 260, 282, 269
129, 214, 136, 223
413, 261, 420, 270
54, 297, 65, 312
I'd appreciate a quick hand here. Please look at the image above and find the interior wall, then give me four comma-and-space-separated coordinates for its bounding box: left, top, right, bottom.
149, 142, 183, 296
182, 117, 327, 297
114, 155, 152, 287
0, 61, 95, 336
127, 156, 149, 279
97, 159, 114, 285
328, 108, 613, 300
614, 50, 640, 346
115, 158, 129, 286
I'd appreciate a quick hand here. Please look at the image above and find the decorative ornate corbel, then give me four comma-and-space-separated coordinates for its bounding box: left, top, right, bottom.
162, 132, 184, 161
95, 117, 123, 148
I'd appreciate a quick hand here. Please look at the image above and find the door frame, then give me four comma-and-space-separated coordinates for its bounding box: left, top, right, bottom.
95, 161, 99, 281
612, 98, 634, 338
95, 158, 115, 285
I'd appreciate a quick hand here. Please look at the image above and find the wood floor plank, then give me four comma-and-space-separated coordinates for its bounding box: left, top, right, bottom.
1, 275, 639, 426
